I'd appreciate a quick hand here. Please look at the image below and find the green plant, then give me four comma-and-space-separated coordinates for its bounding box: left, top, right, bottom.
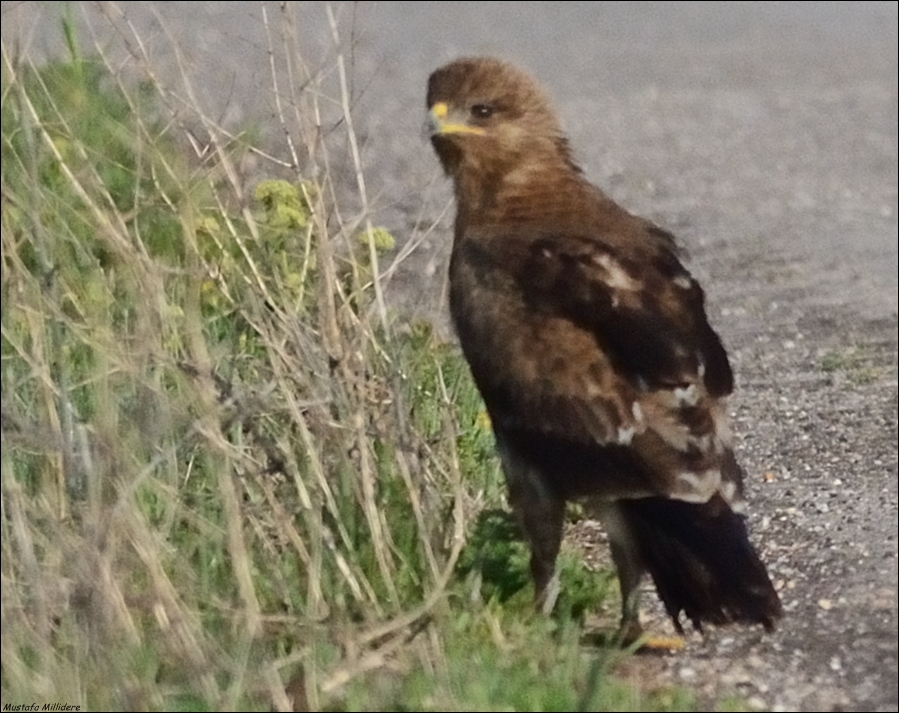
1, 8, 694, 711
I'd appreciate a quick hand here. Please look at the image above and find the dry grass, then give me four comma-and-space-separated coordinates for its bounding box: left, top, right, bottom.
0, 4, 691, 711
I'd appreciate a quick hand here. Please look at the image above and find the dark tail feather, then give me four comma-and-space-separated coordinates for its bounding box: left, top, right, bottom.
619, 496, 782, 633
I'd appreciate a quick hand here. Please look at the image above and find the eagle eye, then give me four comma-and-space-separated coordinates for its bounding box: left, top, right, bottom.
470, 103, 495, 119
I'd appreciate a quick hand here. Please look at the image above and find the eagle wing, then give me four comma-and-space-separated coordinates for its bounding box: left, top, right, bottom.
450, 221, 742, 505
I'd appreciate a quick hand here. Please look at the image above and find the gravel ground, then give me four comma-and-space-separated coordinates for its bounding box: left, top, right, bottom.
3, 3, 896, 710
573, 289, 897, 711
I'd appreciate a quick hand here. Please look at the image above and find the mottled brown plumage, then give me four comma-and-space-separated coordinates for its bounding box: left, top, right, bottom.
426, 57, 782, 637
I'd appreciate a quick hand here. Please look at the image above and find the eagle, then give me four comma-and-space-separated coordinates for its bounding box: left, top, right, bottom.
426, 57, 782, 640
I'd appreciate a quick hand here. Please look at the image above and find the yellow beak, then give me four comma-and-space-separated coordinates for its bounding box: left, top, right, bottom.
427, 102, 485, 136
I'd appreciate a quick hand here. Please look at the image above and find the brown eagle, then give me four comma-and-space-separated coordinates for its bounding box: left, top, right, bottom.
426, 57, 782, 640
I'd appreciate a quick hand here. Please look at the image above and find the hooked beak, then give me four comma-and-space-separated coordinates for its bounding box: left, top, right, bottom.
426, 102, 485, 137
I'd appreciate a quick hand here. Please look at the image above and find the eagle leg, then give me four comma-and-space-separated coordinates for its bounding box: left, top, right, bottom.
595, 500, 685, 651
514, 483, 564, 614
522, 494, 565, 615
610, 536, 646, 644
498, 438, 565, 614
592, 501, 646, 642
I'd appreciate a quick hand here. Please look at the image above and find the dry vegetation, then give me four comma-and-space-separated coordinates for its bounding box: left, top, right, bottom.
1, 5, 694, 711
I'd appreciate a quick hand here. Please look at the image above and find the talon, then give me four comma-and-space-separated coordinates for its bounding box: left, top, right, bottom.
635, 634, 685, 652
